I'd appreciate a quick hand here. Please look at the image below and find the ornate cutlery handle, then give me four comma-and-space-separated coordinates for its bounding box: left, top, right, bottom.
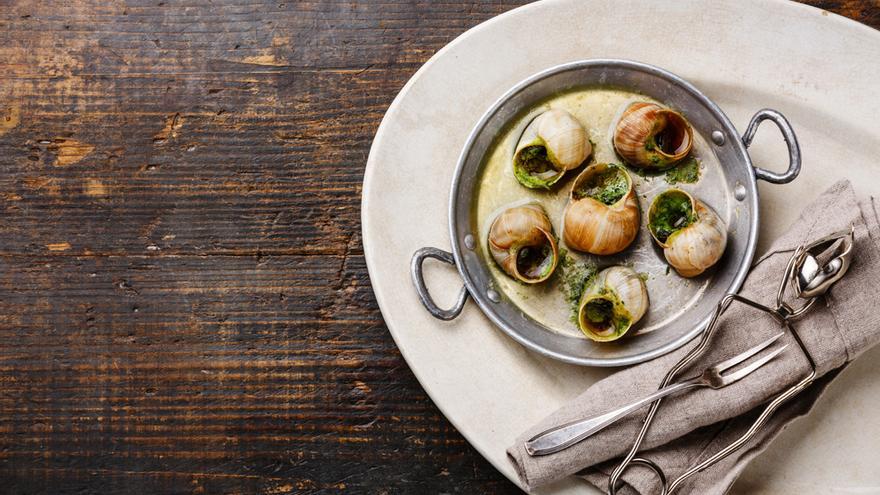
525, 380, 699, 456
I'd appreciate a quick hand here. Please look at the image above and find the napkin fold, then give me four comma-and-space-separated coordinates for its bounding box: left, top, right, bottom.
508, 180, 880, 494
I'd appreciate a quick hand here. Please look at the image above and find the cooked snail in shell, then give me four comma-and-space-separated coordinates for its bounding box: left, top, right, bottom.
513, 109, 592, 189
577, 266, 648, 342
563, 163, 640, 255
648, 189, 727, 277
613, 102, 693, 169
488, 204, 559, 283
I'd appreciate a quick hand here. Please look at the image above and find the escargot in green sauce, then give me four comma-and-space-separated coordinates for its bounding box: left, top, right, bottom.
513, 109, 592, 189
648, 189, 727, 277
577, 266, 649, 341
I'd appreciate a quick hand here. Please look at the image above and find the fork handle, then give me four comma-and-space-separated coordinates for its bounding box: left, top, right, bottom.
525, 379, 701, 456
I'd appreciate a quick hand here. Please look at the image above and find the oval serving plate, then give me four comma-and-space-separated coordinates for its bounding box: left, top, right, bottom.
412, 60, 800, 366
364, 0, 880, 491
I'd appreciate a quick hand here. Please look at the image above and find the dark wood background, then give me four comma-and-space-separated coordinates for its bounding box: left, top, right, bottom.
0, 1, 875, 493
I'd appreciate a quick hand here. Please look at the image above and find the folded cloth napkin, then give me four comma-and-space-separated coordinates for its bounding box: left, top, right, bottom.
508, 180, 880, 494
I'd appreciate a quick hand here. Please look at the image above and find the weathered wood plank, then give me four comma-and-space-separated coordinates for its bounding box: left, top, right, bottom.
0, 1, 874, 493
0, 253, 513, 493
0, 0, 534, 491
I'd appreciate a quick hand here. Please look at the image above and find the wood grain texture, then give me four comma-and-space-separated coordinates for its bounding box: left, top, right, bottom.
0, 1, 874, 494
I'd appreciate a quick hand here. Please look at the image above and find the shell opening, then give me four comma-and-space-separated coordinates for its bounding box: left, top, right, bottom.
487, 204, 559, 284
514, 241, 555, 280
514, 145, 563, 187
517, 145, 552, 172
571, 164, 630, 206
649, 190, 696, 244
579, 296, 629, 338
653, 111, 691, 157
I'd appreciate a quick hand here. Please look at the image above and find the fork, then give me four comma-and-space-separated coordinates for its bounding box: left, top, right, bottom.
525, 333, 788, 456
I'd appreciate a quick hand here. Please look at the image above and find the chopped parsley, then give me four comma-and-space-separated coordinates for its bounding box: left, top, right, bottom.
584, 299, 613, 324
516, 145, 551, 173
556, 249, 597, 324
572, 165, 629, 205
665, 156, 700, 184
514, 145, 561, 189
650, 191, 696, 243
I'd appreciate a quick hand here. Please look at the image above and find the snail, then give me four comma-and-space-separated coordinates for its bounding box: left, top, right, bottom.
513, 109, 592, 189
613, 102, 693, 169
648, 189, 727, 277
488, 204, 559, 283
563, 163, 640, 255
577, 266, 649, 342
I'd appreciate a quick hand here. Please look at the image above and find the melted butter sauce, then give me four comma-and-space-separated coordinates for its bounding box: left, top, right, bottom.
474, 87, 730, 339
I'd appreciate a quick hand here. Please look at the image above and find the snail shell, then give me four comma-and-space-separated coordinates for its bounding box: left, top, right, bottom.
513, 109, 592, 189
577, 266, 648, 342
648, 189, 727, 277
563, 163, 639, 255
613, 102, 693, 169
488, 204, 559, 283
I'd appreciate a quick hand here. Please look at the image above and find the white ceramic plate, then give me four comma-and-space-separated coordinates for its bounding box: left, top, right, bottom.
362, 1, 880, 493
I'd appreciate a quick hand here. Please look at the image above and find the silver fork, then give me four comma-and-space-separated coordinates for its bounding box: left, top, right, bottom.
525, 333, 788, 456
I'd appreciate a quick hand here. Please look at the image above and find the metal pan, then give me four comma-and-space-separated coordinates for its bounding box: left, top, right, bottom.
410, 59, 800, 367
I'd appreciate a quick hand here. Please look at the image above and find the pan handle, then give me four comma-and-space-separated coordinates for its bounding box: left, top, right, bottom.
411, 247, 469, 320
742, 109, 801, 184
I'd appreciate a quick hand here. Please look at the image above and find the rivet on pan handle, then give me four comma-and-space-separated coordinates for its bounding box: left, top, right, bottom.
411, 247, 469, 320
742, 109, 801, 184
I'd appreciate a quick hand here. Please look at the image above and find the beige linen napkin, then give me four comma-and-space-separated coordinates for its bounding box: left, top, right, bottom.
508, 180, 880, 494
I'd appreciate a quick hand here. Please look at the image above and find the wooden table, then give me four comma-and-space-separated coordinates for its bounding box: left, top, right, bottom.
0, 1, 875, 493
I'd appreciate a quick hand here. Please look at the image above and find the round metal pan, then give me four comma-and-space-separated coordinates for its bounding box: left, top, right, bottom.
410, 60, 800, 367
